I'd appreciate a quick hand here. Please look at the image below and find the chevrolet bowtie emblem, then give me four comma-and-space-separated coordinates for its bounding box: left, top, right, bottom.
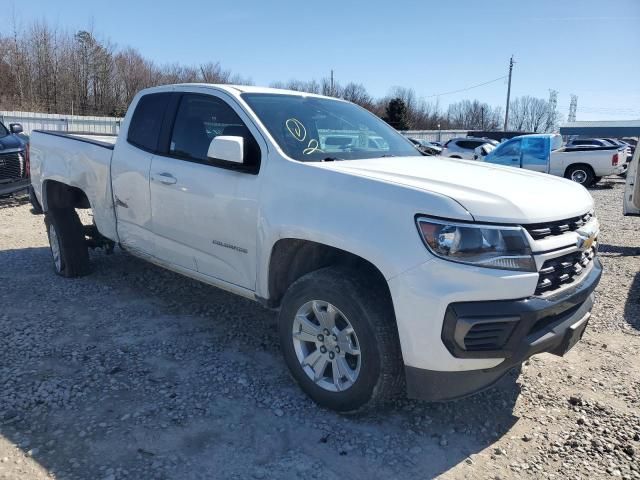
577, 232, 596, 250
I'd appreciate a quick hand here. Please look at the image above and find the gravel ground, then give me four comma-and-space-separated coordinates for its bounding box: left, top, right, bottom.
0, 180, 639, 480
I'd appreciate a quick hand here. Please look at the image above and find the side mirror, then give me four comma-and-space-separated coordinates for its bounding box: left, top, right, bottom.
9, 123, 23, 134
207, 136, 244, 164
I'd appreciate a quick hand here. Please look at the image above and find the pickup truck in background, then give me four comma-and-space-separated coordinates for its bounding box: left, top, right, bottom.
479, 134, 626, 186
30, 84, 602, 412
0, 121, 29, 196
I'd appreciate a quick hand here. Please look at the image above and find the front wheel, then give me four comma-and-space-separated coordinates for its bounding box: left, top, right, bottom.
278, 267, 403, 412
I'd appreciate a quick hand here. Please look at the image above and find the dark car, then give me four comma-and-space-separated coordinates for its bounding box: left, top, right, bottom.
407, 137, 442, 155
0, 121, 29, 196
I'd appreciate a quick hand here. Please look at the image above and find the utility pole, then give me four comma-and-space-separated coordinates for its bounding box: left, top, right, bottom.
503, 56, 514, 131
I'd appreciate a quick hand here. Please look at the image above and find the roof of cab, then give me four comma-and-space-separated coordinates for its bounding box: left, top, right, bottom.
150, 83, 337, 100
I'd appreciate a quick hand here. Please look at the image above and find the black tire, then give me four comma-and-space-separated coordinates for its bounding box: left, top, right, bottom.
594, 176, 602, 184
565, 165, 595, 187
278, 266, 403, 412
44, 208, 90, 277
29, 186, 43, 214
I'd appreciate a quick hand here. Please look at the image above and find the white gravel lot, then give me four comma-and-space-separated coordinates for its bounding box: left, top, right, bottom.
0, 180, 638, 480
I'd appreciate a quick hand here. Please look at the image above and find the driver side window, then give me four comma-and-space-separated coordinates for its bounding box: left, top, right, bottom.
169, 94, 261, 172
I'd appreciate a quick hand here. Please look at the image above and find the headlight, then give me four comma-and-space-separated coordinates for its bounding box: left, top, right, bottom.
416, 217, 535, 272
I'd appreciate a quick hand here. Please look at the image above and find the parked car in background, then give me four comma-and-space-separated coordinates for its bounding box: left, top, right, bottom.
604, 138, 634, 158
480, 134, 625, 186
406, 137, 442, 155
565, 138, 611, 148
30, 83, 601, 412
566, 138, 630, 157
473, 142, 496, 160
0, 121, 29, 196
441, 137, 499, 160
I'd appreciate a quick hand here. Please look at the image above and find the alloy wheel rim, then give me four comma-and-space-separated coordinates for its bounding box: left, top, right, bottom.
48, 223, 62, 272
292, 300, 361, 392
571, 170, 587, 184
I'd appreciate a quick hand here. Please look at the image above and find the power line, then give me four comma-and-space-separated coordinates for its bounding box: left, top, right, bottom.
425, 75, 508, 98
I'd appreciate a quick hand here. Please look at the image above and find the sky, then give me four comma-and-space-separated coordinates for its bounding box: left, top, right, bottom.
3, 0, 640, 121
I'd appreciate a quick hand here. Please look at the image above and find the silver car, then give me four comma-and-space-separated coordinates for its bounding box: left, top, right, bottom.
441, 137, 499, 160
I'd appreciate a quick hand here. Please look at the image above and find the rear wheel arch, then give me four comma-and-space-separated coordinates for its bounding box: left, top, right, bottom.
42, 180, 91, 212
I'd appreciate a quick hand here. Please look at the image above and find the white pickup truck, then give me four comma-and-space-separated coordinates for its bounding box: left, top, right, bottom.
478, 134, 626, 186
29, 84, 602, 412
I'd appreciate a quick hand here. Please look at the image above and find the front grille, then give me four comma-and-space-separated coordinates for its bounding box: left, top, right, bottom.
536, 244, 597, 295
0, 152, 25, 181
463, 320, 517, 352
525, 212, 594, 240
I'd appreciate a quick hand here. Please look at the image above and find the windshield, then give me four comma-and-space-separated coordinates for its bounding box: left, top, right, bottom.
0, 122, 8, 138
241, 93, 422, 161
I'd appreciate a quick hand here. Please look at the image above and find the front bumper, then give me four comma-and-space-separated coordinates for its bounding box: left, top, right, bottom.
404, 257, 601, 401
0, 178, 30, 196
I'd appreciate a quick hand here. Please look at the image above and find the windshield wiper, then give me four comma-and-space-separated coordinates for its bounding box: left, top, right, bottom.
321, 156, 343, 162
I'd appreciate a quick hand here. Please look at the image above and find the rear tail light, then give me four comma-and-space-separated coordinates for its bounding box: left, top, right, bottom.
24, 144, 30, 178
612, 153, 619, 166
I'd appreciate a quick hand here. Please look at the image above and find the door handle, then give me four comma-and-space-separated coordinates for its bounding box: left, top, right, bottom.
153, 172, 177, 185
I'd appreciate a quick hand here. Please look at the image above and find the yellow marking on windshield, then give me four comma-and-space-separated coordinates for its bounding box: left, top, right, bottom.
286, 118, 307, 142
303, 139, 324, 155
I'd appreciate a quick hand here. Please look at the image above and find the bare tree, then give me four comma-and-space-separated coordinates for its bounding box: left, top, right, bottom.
445, 100, 502, 130
508, 96, 554, 132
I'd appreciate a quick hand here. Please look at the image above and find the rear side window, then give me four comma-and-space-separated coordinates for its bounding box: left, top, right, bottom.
457, 141, 478, 150
127, 93, 171, 152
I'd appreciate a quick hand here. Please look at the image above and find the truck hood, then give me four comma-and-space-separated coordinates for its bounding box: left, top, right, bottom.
0, 134, 24, 151
317, 156, 594, 224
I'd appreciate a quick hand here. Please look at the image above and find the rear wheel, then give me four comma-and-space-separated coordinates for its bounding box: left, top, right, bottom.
565, 165, 595, 187
278, 267, 403, 412
44, 208, 90, 277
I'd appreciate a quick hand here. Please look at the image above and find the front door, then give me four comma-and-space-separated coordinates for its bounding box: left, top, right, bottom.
521, 136, 550, 173
149, 92, 264, 290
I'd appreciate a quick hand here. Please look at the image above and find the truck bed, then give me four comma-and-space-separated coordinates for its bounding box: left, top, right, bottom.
550, 146, 622, 178
35, 130, 118, 149
30, 130, 119, 242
